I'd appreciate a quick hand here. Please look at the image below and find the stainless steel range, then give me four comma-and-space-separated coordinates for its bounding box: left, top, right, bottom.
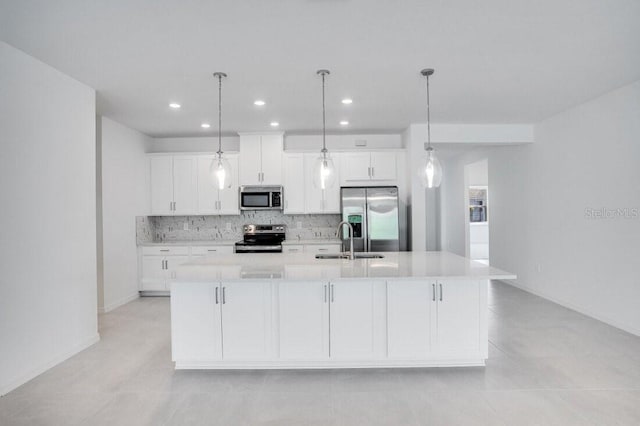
234, 224, 286, 253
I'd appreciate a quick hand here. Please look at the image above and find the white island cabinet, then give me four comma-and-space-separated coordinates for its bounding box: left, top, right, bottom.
170, 251, 515, 369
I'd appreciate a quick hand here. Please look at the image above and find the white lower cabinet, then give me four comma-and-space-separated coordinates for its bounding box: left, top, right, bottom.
435, 280, 481, 355
303, 244, 342, 255
387, 279, 483, 359
220, 281, 272, 359
171, 282, 222, 361
329, 280, 378, 359
278, 281, 329, 359
387, 280, 433, 359
190, 245, 234, 257
140, 247, 189, 291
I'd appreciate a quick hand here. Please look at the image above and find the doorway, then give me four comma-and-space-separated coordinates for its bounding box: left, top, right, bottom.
464, 159, 489, 265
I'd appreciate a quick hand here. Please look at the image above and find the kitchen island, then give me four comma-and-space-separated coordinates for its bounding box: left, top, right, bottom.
170, 251, 515, 369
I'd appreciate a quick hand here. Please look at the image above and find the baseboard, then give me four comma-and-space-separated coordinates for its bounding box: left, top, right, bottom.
0, 333, 100, 396
501, 279, 640, 337
99, 292, 140, 314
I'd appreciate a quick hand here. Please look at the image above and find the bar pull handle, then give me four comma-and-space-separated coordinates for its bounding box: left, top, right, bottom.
222, 287, 226, 304
367, 166, 371, 177
439, 283, 443, 301
324, 285, 328, 303
432, 283, 436, 301
330, 284, 335, 303
371, 167, 375, 178
215, 287, 219, 304
160, 249, 170, 252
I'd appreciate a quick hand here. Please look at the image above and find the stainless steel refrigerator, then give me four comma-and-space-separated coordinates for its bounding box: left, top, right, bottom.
340, 186, 400, 252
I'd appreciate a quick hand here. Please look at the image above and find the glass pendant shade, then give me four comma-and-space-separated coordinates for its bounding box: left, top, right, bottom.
210, 155, 232, 190
418, 148, 442, 189
312, 155, 336, 190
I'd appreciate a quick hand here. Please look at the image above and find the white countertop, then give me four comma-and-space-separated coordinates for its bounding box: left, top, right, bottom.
174, 251, 516, 281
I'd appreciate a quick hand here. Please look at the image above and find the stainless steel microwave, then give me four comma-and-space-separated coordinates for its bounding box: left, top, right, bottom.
239, 186, 283, 210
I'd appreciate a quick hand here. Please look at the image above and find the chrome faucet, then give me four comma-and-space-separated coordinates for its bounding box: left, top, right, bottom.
336, 220, 355, 260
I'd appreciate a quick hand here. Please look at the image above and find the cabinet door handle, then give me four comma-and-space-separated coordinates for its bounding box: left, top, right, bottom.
222, 286, 226, 304
432, 283, 436, 301
208, 249, 217, 252
324, 285, 328, 303
371, 167, 375, 178
215, 287, 219, 304
318, 248, 328, 252
439, 283, 443, 301
330, 284, 335, 303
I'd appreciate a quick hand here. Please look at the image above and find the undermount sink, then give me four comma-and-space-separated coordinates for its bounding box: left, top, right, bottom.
315, 253, 385, 260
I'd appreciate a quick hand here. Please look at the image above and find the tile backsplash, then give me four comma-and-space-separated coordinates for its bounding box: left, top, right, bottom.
136, 212, 341, 244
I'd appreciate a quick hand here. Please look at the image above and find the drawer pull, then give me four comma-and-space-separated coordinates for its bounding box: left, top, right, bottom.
160, 249, 170, 252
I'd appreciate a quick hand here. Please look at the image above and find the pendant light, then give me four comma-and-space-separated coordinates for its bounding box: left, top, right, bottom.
312, 69, 336, 190
210, 72, 233, 190
418, 68, 442, 189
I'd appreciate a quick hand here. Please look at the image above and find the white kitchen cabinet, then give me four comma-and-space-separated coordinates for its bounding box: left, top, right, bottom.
190, 245, 234, 257
278, 281, 329, 359
303, 244, 342, 255
220, 281, 272, 359
435, 280, 481, 354
282, 245, 304, 254
387, 279, 482, 358
329, 280, 377, 359
140, 246, 190, 291
149, 155, 197, 215
196, 155, 239, 215
282, 153, 305, 213
303, 153, 341, 214
387, 280, 434, 358
340, 151, 397, 183
171, 282, 222, 361
239, 133, 283, 185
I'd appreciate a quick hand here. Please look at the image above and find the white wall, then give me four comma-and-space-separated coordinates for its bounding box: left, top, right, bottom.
150, 136, 239, 153
98, 116, 151, 312
440, 80, 640, 336
0, 42, 99, 395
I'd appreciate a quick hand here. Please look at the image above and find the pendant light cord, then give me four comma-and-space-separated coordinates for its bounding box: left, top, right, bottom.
426, 74, 431, 150
217, 73, 223, 157
321, 72, 327, 159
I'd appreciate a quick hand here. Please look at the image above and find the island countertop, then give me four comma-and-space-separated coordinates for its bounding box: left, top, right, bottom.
174, 251, 516, 281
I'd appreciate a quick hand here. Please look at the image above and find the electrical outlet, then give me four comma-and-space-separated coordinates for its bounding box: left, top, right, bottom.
296, 222, 302, 229
226, 223, 232, 231
183, 222, 189, 231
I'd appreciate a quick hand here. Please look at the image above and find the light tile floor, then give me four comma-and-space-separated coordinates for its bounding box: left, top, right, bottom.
1, 281, 640, 425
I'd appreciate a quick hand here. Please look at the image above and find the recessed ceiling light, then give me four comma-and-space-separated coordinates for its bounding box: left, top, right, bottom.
169, 103, 181, 109
340, 120, 349, 126
201, 123, 211, 128
341, 98, 353, 105
254, 100, 266, 106
270, 121, 279, 127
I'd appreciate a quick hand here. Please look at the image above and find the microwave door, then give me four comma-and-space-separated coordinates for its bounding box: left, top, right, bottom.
241, 192, 270, 209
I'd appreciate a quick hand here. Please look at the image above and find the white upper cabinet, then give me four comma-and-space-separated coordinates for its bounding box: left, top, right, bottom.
282, 153, 305, 214
196, 154, 239, 215
239, 133, 283, 185
150, 155, 197, 215
303, 153, 341, 214
340, 151, 397, 183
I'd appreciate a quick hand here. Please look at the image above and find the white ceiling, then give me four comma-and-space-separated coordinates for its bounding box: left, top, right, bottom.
2, 0, 639, 137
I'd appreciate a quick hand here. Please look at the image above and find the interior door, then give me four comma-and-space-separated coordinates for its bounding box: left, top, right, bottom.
221, 281, 272, 359
150, 156, 174, 215
278, 281, 329, 359
329, 280, 376, 359
435, 280, 481, 354
171, 283, 222, 361
366, 187, 399, 252
387, 280, 433, 358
